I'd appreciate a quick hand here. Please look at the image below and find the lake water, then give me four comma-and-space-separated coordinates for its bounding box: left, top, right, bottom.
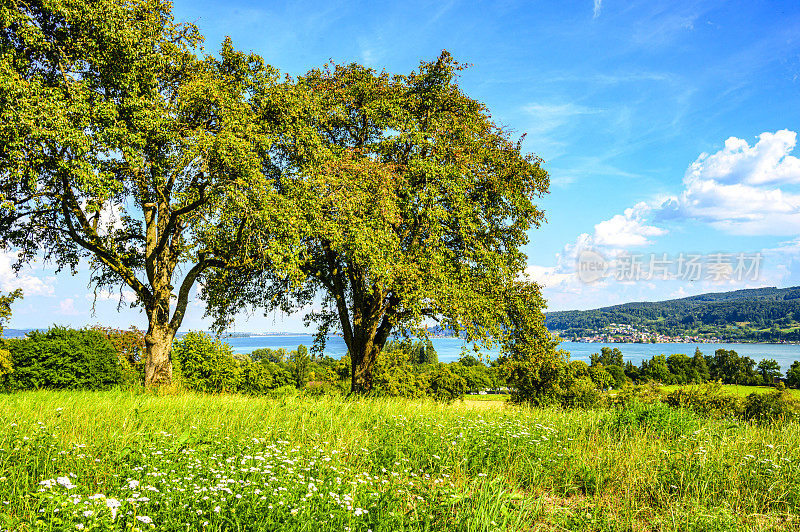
223, 336, 800, 369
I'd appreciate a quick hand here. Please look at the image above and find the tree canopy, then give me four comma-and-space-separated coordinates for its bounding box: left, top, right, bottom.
0, 0, 283, 386
203, 54, 551, 393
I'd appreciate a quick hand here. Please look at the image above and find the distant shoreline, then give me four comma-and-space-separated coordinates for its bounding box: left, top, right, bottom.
568, 339, 800, 346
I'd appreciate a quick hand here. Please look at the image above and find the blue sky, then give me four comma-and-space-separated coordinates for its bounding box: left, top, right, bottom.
4, 0, 800, 331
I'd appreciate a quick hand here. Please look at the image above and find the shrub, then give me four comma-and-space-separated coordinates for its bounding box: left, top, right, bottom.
501, 350, 568, 406
611, 382, 663, 408
742, 390, 798, 423
0, 343, 12, 380
302, 381, 341, 397
559, 375, 602, 409
427, 363, 467, 403
664, 381, 742, 419
289, 345, 310, 389
2, 327, 124, 391
239, 361, 274, 395
171, 332, 242, 393
373, 365, 428, 398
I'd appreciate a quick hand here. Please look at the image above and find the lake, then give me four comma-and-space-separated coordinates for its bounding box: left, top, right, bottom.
222, 335, 800, 369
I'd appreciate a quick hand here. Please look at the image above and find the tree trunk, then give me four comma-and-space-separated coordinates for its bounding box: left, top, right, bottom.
350, 342, 381, 394
144, 304, 176, 388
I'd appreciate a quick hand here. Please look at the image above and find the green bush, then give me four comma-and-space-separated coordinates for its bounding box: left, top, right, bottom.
664, 381, 742, 419
611, 382, 663, 408
787, 360, 800, 388
742, 390, 798, 423
302, 381, 341, 397
239, 361, 274, 395
559, 375, 602, 409
427, 363, 467, 403
373, 365, 428, 398
171, 332, 242, 393
2, 327, 125, 391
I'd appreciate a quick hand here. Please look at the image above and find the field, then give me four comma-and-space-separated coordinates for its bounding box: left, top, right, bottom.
661, 384, 800, 399
2, 391, 800, 531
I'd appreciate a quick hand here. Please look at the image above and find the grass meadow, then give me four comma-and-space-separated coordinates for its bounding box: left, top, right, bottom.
1, 390, 800, 531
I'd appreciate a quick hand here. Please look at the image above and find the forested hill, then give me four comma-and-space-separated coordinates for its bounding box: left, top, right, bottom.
545, 286, 800, 342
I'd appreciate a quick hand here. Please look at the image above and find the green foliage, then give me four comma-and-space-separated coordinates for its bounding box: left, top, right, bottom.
558, 375, 602, 409
201, 53, 550, 394
706, 349, 759, 385
239, 362, 274, 395
0, 345, 12, 380
665, 381, 743, 419
250, 348, 288, 364
742, 389, 798, 423
0, 289, 22, 337
590, 347, 623, 367
426, 364, 467, 403
289, 345, 310, 389
756, 358, 782, 385
788, 360, 800, 388
171, 332, 243, 393
0, 0, 287, 387
0, 290, 21, 380
605, 364, 627, 389
2, 328, 124, 391
588, 364, 613, 389
640, 354, 673, 384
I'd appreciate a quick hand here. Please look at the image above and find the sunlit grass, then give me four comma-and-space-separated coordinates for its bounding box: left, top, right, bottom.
1, 390, 799, 531
661, 384, 800, 399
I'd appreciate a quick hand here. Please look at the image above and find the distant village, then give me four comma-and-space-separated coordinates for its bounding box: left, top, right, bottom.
569, 323, 722, 344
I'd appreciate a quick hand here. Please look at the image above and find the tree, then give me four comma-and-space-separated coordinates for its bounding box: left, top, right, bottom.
0, 0, 280, 386
203, 53, 549, 393
691, 347, 710, 383
290, 345, 310, 389
0, 289, 22, 336
757, 358, 782, 385
591, 347, 623, 367
499, 281, 567, 405
0, 289, 21, 379
787, 361, 800, 388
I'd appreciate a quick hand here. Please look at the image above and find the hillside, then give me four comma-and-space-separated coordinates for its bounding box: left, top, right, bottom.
545, 286, 800, 343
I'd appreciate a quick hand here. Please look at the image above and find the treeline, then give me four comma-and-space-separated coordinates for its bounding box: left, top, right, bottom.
545, 286, 800, 341
0, 328, 503, 402
592, 346, 800, 387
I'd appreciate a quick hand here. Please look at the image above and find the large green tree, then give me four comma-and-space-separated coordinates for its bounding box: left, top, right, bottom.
203, 53, 551, 393
0, 0, 279, 386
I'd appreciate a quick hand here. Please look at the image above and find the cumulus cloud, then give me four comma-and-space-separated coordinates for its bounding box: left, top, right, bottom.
592, 202, 666, 247
657, 130, 800, 235
0, 250, 56, 296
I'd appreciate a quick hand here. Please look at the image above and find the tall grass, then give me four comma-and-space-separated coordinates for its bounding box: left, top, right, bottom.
1, 390, 799, 530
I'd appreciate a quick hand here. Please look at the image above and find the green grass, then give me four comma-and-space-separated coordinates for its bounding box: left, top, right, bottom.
2, 390, 800, 531
661, 384, 800, 399
462, 393, 509, 402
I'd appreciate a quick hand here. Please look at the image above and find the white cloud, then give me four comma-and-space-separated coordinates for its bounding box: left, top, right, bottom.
659, 130, 800, 235
686, 130, 800, 186
0, 250, 56, 296
593, 0, 601, 18
592, 202, 666, 247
